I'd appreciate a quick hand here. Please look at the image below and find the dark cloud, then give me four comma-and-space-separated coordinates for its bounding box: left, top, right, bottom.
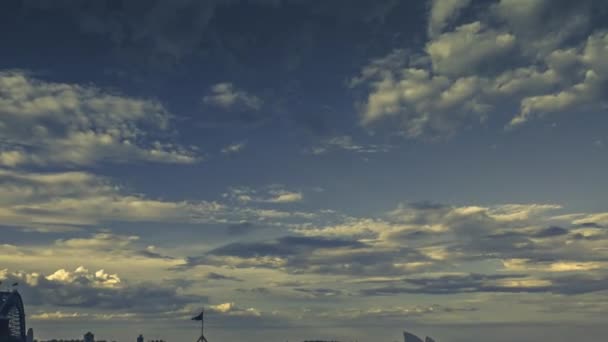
575, 222, 604, 228
16, 0, 415, 68
360, 273, 608, 296
235, 287, 270, 295
136, 249, 176, 260
293, 287, 346, 298
209, 235, 366, 258
534, 226, 570, 238
179, 234, 437, 277
205, 272, 243, 282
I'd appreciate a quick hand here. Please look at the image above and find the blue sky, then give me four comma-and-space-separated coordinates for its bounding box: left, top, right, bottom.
1, 1, 608, 341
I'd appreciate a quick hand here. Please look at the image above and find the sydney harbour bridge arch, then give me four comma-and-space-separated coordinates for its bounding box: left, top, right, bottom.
0, 291, 26, 342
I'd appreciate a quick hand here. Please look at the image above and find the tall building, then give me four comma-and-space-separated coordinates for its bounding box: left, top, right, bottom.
26, 328, 34, 342
137, 334, 144, 342
84, 331, 95, 342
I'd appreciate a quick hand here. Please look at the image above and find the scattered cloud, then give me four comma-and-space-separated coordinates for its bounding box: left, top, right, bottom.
223, 186, 304, 204
309, 136, 391, 155
352, 1, 608, 139
0, 71, 198, 167
203, 83, 263, 111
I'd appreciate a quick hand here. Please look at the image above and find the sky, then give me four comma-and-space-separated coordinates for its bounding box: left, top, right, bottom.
0, 0, 607, 341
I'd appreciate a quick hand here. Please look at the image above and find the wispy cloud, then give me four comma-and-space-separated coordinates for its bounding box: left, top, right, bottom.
203, 83, 263, 111
221, 141, 247, 154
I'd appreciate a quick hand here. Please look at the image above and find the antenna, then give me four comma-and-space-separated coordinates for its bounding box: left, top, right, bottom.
192, 308, 208, 342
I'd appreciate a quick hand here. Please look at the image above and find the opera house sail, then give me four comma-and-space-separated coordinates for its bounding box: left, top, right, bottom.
404, 330, 436, 342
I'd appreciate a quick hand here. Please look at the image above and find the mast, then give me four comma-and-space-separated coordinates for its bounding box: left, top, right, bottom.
193, 308, 208, 342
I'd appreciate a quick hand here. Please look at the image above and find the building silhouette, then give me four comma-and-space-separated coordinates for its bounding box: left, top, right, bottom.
137, 335, 143, 342
404, 330, 436, 342
84, 332, 94, 342
0, 290, 27, 342
26, 328, 34, 342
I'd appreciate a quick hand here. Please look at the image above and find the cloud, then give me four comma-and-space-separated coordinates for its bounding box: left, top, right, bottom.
0, 232, 184, 278
222, 186, 304, 204
182, 233, 435, 277
571, 212, 608, 226
30, 311, 136, 321
359, 273, 553, 296
426, 22, 517, 77
208, 302, 261, 317
209, 236, 366, 259
309, 136, 391, 155
360, 272, 608, 297
205, 272, 243, 282
0, 71, 197, 167
509, 31, 608, 126
221, 141, 247, 154
1, 267, 203, 313
428, 0, 472, 37
266, 191, 303, 203
181, 235, 382, 273
0, 169, 224, 231
332, 304, 478, 321
203, 83, 263, 111
352, 1, 608, 138
293, 287, 346, 298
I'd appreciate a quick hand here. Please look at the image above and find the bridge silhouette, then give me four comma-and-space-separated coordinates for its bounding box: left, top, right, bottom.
0, 290, 26, 342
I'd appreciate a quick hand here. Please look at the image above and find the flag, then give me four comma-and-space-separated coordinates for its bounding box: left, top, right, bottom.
192, 311, 204, 321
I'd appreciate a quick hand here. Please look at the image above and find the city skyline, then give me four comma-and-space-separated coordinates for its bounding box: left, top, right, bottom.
1, 0, 608, 341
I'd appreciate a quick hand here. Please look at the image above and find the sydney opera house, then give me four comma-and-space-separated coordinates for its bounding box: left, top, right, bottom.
404, 331, 436, 342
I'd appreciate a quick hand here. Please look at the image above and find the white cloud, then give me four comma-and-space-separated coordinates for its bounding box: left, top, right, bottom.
352, 2, 608, 138
30, 311, 136, 321
209, 302, 261, 317
428, 0, 472, 37
221, 141, 247, 154
353, 59, 490, 138
510, 31, 608, 126
266, 191, 303, 203
0, 71, 198, 167
491, 0, 593, 56
223, 186, 304, 204
571, 212, 608, 226
45, 266, 122, 288
203, 83, 263, 111
426, 22, 516, 77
